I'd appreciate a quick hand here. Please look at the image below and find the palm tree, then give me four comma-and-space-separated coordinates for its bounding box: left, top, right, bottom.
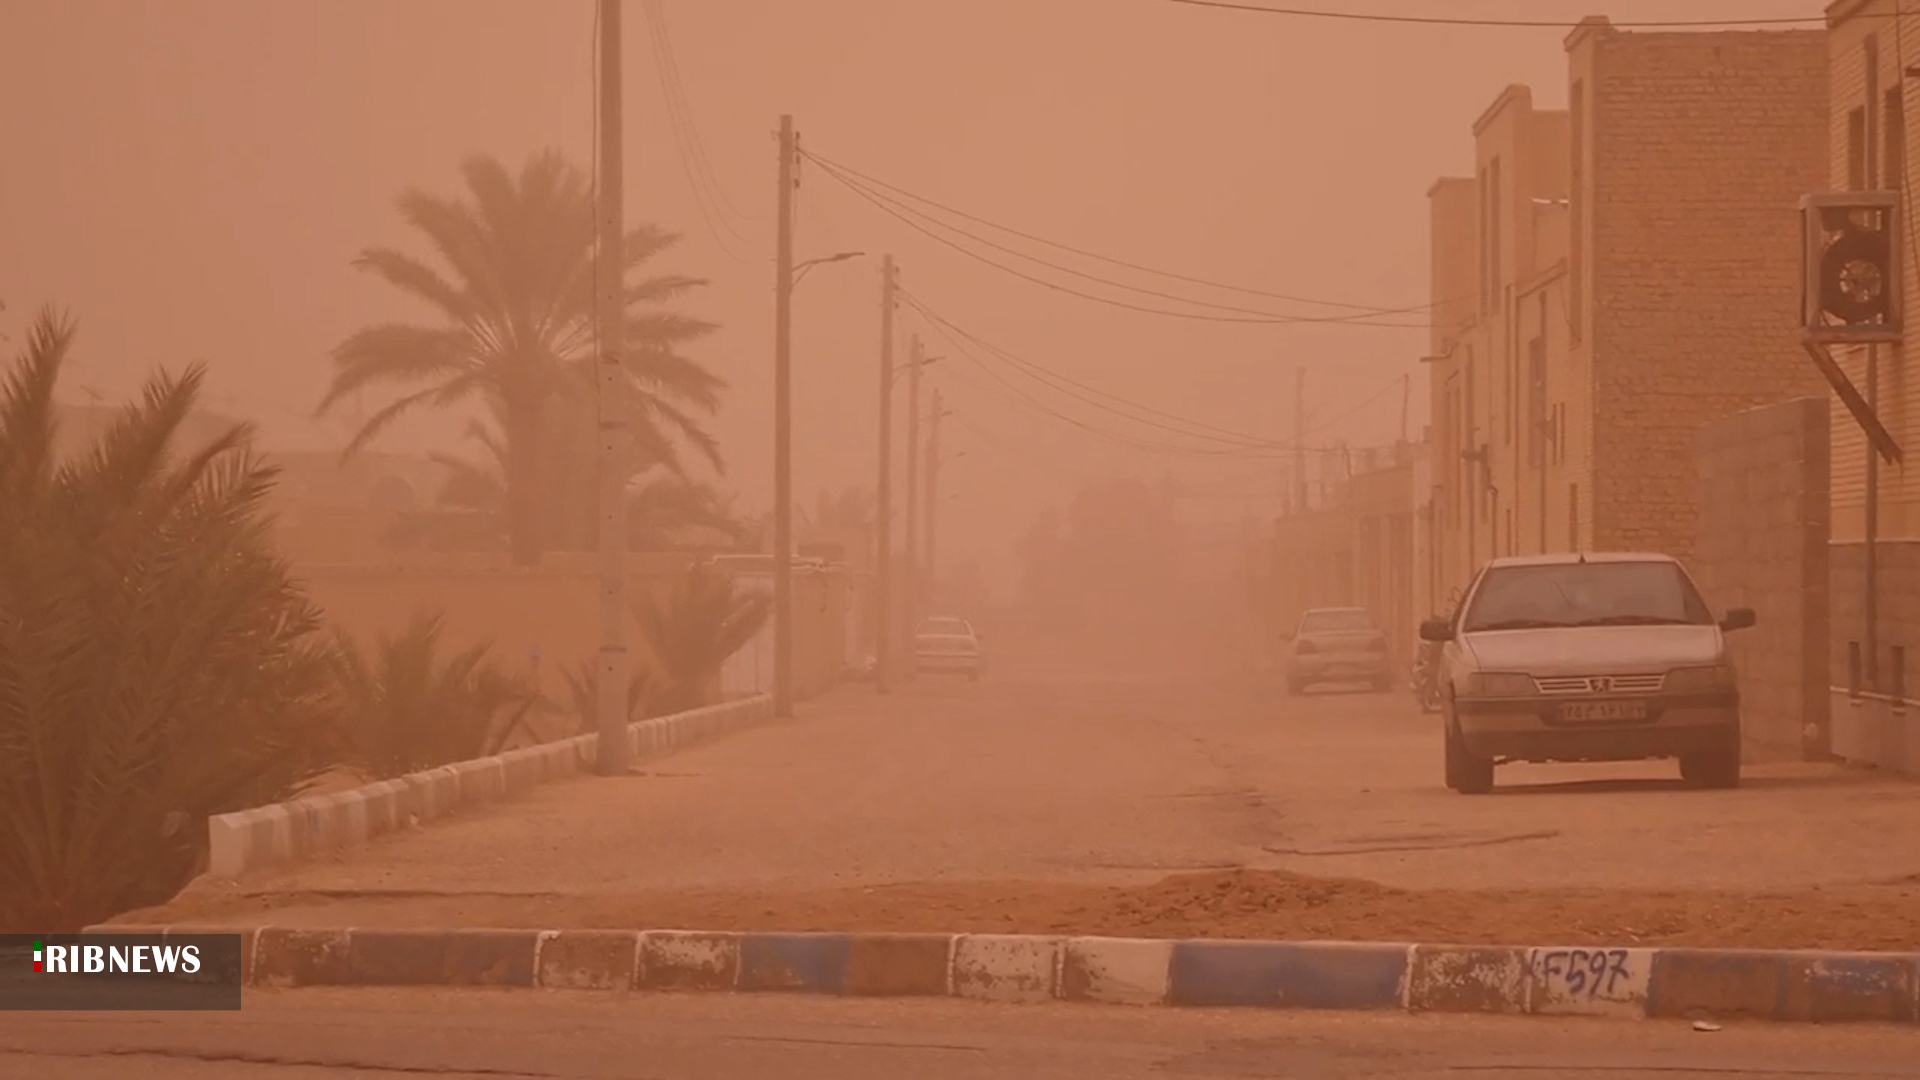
324, 611, 539, 779
431, 435, 748, 552
558, 657, 651, 735
633, 569, 772, 713
0, 309, 338, 931
318, 150, 723, 566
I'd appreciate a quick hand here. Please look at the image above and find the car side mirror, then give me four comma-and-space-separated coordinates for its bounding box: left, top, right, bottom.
1720, 607, 1757, 632
1418, 617, 1454, 643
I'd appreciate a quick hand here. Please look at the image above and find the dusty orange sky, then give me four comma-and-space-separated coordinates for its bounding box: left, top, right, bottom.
0, 0, 1820, 588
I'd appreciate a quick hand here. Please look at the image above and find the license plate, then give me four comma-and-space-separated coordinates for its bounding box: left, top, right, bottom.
1558, 701, 1649, 723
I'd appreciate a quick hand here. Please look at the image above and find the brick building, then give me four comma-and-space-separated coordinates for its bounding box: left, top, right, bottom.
1269, 443, 1421, 656
1820, 2, 1920, 765
1423, 17, 1829, 605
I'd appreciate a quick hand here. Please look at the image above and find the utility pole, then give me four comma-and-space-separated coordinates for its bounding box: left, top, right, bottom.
925, 389, 945, 605
1292, 366, 1307, 512
1399, 372, 1410, 446
874, 256, 897, 693
592, 0, 633, 775
771, 114, 797, 718
903, 333, 925, 673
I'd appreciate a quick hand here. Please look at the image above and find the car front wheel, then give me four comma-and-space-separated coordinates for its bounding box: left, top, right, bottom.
1679, 735, 1741, 790
1444, 716, 1495, 795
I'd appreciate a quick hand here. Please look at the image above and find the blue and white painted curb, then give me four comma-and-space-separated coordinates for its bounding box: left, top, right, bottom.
205, 695, 775, 878
76, 927, 1920, 1025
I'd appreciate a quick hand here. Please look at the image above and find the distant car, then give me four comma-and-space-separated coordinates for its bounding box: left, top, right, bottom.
1420, 551, 1756, 795
1285, 607, 1392, 695
913, 616, 983, 680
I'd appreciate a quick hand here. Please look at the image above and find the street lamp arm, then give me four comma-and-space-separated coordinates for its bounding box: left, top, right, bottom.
791, 250, 865, 288
889, 354, 942, 386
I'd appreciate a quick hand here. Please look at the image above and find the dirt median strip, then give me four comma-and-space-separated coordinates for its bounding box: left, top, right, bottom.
119, 868, 1920, 953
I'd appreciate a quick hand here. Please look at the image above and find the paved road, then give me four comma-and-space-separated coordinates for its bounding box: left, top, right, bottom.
6, 990, 1916, 1079
166, 667, 1920, 900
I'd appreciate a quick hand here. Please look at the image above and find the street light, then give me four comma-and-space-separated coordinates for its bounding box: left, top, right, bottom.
773, 243, 866, 719
892, 353, 940, 385
793, 250, 864, 288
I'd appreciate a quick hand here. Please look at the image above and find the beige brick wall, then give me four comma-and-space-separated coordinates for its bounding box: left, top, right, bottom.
1271, 456, 1418, 654
1826, 1, 1920, 542
1573, 23, 1830, 561
1693, 398, 1832, 762
1427, 176, 1478, 597
1424, 91, 1574, 595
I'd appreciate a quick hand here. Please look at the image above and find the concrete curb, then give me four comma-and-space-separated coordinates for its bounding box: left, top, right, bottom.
205, 696, 776, 878
72, 927, 1920, 1025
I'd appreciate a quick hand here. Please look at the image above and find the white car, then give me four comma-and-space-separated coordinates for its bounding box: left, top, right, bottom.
913, 616, 983, 680
1284, 606, 1393, 694
1419, 551, 1755, 795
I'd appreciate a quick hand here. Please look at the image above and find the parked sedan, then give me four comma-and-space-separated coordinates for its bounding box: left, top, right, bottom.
1420, 551, 1755, 795
913, 615, 983, 680
1285, 607, 1393, 694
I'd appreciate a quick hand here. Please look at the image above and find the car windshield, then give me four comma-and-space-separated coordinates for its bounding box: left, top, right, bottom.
1460, 561, 1714, 633
1299, 609, 1374, 633
918, 618, 971, 636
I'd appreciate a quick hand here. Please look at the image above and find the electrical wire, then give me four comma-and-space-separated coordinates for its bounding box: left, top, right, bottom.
903, 288, 1293, 453
904, 285, 1408, 450
906, 296, 1288, 457
644, 0, 752, 227
900, 286, 1404, 460
1161, 0, 1827, 29
641, 0, 752, 263
809, 153, 1426, 326
806, 152, 1427, 328
799, 148, 1428, 316
590, 0, 601, 369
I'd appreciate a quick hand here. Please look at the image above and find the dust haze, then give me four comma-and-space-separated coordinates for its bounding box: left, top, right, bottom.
4, 0, 1918, 1072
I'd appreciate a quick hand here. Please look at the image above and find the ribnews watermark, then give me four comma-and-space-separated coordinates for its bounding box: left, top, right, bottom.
0, 934, 243, 1010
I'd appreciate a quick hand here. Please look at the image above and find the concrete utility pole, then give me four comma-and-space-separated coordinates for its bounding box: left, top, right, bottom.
771, 114, 797, 718
874, 256, 897, 693
925, 390, 947, 605
903, 333, 925, 671
592, 0, 633, 775
1399, 372, 1410, 446
1292, 366, 1307, 511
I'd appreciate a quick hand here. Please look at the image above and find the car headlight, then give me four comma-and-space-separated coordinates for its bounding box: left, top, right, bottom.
1663, 664, 1735, 692
1464, 671, 1535, 697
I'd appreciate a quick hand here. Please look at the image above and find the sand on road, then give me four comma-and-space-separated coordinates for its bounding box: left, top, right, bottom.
123, 673, 1920, 950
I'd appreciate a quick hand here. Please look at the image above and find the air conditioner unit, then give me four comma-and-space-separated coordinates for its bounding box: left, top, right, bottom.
1800, 192, 1902, 344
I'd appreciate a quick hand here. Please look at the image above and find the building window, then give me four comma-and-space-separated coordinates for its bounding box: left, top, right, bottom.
1866, 34, 1882, 185
1528, 336, 1547, 466
1554, 403, 1566, 464
1849, 106, 1869, 191
1477, 166, 1490, 312
1569, 80, 1585, 344
1887, 87, 1906, 191
1489, 157, 1503, 312
1568, 483, 1580, 549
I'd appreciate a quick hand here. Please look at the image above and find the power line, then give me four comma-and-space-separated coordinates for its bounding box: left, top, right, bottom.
644, 0, 751, 225
1162, 0, 1826, 29
902, 288, 1291, 454
905, 286, 1408, 449
901, 287, 1397, 458
806, 152, 1427, 329
904, 293, 1283, 457
799, 148, 1428, 316
913, 295, 1291, 449
642, 0, 751, 263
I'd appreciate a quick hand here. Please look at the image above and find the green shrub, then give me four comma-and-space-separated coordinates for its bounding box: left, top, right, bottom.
0, 311, 337, 932
325, 611, 539, 779
634, 568, 770, 713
